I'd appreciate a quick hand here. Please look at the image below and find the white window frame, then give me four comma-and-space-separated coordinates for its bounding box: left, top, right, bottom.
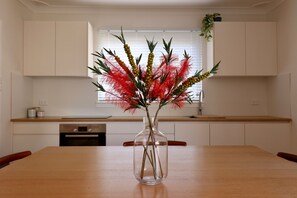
94, 29, 204, 106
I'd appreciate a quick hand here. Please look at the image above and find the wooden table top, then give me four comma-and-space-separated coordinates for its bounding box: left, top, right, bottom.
1, 146, 297, 197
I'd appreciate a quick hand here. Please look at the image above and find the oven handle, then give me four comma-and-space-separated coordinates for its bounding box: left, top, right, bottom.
64, 134, 99, 138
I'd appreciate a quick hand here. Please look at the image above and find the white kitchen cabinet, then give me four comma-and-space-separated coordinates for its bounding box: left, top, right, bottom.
13, 135, 59, 153
208, 22, 277, 76
212, 22, 246, 76
13, 123, 59, 153
24, 21, 93, 77
56, 22, 93, 77
210, 122, 245, 145
175, 122, 209, 146
106, 122, 142, 146
24, 21, 56, 76
245, 122, 291, 154
246, 22, 277, 76
106, 122, 175, 146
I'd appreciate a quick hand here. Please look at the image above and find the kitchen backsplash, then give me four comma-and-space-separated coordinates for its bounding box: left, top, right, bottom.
10, 75, 271, 117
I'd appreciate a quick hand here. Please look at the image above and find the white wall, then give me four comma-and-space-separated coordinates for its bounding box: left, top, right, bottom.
0, 0, 32, 156
204, 77, 268, 116
11, 72, 33, 118
268, 0, 297, 153
20, 8, 271, 117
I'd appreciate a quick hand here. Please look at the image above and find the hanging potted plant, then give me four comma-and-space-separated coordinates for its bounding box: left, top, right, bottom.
200, 13, 222, 41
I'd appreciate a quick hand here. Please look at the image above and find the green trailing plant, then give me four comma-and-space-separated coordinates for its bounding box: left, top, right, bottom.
200, 13, 221, 41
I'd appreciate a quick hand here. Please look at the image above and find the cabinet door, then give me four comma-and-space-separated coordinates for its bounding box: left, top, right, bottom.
13, 122, 59, 153
175, 122, 209, 146
24, 21, 55, 76
13, 135, 59, 153
107, 122, 143, 134
210, 122, 244, 145
106, 122, 175, 146
13, 122, 59, 135
245, 123, 291, 154
213, 22, 246, 76
56, 22, 92, 77
246, 22, 277, 76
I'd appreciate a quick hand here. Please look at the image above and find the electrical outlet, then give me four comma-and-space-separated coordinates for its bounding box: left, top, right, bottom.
39, 100, 48, 106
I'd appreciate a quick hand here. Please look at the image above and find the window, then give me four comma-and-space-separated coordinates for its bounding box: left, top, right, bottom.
96, 29, 203, 101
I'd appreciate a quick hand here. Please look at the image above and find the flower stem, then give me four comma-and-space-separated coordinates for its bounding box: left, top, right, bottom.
140, 106, 158, 179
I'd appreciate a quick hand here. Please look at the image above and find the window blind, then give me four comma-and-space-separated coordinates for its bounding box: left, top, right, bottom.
97, 29, 203, 101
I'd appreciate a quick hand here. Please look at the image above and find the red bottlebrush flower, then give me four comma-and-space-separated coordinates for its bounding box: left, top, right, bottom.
90, 30, 219, 114
105, 56, 134, 78
178, 57, 191, 80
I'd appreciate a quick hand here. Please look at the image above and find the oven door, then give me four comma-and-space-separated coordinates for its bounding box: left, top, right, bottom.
59, 132, 106, 146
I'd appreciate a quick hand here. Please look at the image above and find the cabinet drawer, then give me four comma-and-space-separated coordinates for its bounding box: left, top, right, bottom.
245, 123, 291, 154
159, 122, 174, 134
107, 122, 174, 134
13, 134, 59, 153
210, 122, 245, 145
13, 123, 59, 134
175, 123, 209, 146
107, 122, 143, 134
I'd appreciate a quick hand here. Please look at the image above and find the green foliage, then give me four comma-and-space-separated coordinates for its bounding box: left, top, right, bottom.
200, 13, 221, 41
146, 38, 158, 53
112, 27, 126, 44
135, 54, 142, 65
162, 38, 173, 65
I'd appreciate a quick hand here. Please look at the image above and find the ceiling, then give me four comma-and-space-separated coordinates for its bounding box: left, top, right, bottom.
19, 0, 285, 12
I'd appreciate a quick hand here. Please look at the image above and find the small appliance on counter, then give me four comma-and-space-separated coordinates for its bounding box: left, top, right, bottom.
27, 107, 45, 118
36, 109, 45, 118
27, 108, 36, 118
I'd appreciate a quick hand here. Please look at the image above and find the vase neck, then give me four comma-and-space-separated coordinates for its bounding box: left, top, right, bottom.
143, 116, 158, 130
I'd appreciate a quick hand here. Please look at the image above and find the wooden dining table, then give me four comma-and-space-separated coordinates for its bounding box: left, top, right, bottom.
1, 146, 297, 197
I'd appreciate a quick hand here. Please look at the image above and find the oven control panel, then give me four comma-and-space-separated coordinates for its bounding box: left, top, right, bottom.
60, 124, 106, 133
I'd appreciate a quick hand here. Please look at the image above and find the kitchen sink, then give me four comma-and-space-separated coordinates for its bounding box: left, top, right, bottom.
188, 115, 226, 119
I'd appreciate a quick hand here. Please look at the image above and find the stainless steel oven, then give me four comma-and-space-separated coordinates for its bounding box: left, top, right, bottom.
59, 124, 106, 146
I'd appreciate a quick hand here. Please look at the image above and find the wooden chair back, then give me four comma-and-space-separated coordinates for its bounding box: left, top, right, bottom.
0, 151, 32, 168
277, 152, 297, 163
123, 140, 187, 147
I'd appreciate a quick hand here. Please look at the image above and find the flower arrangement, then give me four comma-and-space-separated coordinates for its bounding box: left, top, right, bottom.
89, 30, 219, 116
89, 28, 220, 184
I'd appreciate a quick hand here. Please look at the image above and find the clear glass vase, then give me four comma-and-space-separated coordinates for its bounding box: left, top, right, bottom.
134, 116, 168, 185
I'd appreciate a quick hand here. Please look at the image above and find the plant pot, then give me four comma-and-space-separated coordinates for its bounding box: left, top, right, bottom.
214, 16, 222, 22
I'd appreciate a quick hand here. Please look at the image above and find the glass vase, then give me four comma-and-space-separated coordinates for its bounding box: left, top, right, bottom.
134, 117, 168, 185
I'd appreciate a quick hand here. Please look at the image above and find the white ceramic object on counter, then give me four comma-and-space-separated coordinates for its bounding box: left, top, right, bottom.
37, 110, 45, 118
27, 108, 36, 118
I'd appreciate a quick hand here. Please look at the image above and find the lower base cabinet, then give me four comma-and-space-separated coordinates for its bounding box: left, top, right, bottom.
13, 134, 59, 153
245, 123, 291, 154
210, 122, 245, 145
175, 122, 291, 154
175, 123, 209, 146
11, 121, 291, 154
106, 122, 175, 146
13, 123, 59, 153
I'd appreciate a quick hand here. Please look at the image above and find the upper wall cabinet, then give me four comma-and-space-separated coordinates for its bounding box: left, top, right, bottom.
207, 22, 277, 76
24, 21, 93, 77
245, 22, 277, 76
24, 21, 56, 76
